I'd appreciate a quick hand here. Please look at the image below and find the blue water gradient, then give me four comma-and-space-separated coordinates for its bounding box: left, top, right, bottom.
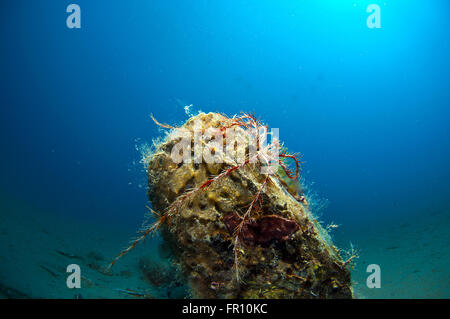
0, 1, 449, 298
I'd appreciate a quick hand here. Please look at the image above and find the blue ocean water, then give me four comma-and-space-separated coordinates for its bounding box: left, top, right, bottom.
0, 1, 449, 298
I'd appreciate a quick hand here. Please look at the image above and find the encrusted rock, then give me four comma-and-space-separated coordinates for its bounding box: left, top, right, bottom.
143, 112, 353, 298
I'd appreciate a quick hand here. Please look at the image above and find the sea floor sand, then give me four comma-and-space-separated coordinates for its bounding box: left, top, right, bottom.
0, 196, 448, 298
334, 210, 450, 298
0, 196, 178, 299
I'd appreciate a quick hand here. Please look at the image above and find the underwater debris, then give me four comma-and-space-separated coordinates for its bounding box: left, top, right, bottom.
54, 249, 84, 262
39, 264, 60, 279
81, 275, 95, 288
85, 251, 105, 272
138, 255, 188, 298
55, 249, 106, 274
139, 256, 169, 287
0, 282, 31, 299
109, 112, 352, 298
116, 288, 154, 299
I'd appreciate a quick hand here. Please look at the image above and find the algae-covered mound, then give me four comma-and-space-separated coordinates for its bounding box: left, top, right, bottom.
143, 112, 352, 298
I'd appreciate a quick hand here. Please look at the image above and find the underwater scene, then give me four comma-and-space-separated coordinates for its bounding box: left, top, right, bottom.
0, 1, 449, 299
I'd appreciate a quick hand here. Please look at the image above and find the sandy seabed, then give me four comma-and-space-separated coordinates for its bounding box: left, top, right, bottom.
0, 194, 448, 299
